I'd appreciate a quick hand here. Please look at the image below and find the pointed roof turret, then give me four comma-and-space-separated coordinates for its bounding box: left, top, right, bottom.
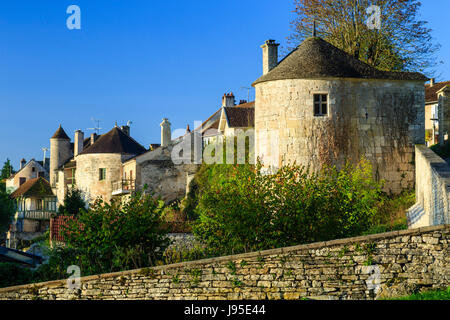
51, 125, 70, 140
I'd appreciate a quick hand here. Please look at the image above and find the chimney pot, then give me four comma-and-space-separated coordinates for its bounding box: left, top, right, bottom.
261, 39, 279, 75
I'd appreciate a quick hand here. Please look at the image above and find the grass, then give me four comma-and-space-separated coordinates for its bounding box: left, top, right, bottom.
387, 287, 450, 300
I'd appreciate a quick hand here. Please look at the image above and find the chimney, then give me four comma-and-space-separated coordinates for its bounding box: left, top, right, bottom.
20, 158, 26, 170
222, 93, 236, 108
261, 39, 279, 75
239, 100, 247, 105
121, 125, 130, 136
74, 130, 84, 157
430, 78, 435, 87
90, 133, 98, 145
186, 124, 191, 134
160, 118, 171, 147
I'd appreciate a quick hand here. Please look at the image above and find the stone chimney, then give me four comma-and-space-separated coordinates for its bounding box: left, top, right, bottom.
160, 118, 171, 147
261, 39, 279, 75
121, 125, 130, 136
222, 93, 236, 108
20, 158, 26, 170
74, 130, 84, 157
430, 78, 435, 87
90, 133, 98, 146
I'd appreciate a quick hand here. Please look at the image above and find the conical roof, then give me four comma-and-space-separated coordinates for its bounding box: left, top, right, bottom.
79, 127, 147, 155
253, 37, 428, 86
51, 125, 70, 140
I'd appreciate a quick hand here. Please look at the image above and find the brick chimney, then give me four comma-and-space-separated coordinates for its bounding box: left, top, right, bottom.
261, 39, 279, 75
74, 130, 84, 157
222, 93, 235, 108
20, 158, 26, 170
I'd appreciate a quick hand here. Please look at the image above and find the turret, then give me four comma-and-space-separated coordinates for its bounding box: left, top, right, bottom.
50, 125, 72, 187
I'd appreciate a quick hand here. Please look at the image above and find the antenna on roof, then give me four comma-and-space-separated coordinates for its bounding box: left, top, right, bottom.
313, 19, 317, 37
87, 117, 103, 135
241, 86, 251, 103
127, 120, 133, 127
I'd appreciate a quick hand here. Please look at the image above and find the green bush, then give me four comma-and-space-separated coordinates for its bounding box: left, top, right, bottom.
0, 188, 14, 233
192, 159, 383, 255
58, 190, 171, 275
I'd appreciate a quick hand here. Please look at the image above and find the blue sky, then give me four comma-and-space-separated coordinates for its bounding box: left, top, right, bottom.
0, 0, 449, 169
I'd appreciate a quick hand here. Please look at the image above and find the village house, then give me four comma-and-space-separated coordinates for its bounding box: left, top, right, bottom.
6, 177, 57, 249
5, 158, 49, 194
253, 37, 427, 194
424, 79, 450, 146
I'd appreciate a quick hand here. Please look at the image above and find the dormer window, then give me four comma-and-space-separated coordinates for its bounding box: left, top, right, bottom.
314, 94, 328, 116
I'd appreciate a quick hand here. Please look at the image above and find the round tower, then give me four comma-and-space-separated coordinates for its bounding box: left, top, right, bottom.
50, 125, 72, 187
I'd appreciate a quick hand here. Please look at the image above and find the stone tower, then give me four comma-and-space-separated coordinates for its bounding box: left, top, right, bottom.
50, 125, 72, 187
253, 37, 426, 194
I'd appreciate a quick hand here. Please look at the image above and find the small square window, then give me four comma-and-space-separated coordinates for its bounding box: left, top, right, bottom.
313, 94, 328, 116
99, 168, 106, 181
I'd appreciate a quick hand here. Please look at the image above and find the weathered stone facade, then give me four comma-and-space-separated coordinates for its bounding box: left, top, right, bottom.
255, 79, 425, 194
1, 225, 447, 300
409, 145, 450, 228
75, 153, 129, 203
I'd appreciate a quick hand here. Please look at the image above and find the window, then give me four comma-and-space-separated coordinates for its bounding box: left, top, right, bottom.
99, 168, 106, 181
19, 177, 26, 186
32, 167, 36, 172
314, 94, 328, 116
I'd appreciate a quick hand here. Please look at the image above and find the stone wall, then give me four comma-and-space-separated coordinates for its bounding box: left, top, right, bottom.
410, 145, 450, 228
255, 78, 425, 194
0, 225, 448, 300
74, 153, 125, 204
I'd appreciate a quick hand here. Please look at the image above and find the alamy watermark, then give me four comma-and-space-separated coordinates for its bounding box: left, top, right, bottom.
366, 5, 381, 30
66, 5, 81, 30
67, 265, 81, 291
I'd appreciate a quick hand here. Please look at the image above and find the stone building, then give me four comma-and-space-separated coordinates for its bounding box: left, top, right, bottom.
252, 37, 427, 194
425, 79, 450, 146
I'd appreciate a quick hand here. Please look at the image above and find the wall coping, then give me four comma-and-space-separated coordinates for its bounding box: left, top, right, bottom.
0, 224, 448, 294
416, 145, 450, 191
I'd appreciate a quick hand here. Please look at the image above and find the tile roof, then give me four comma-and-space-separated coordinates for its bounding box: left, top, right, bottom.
51, 125, 70, 140
425, 81, 450, 104
224, 105, 255, 128
79, 127, 147, 156
253, 37, 428, 86
10, 177, 54, 198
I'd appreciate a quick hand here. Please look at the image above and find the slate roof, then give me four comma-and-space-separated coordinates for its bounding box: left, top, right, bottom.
253, 37, 428, 86
10, 177, 54, 199
51, 125, 70, 140
426, 81, 450, 104
79, 127, 147, 156
224, 105, 255, 128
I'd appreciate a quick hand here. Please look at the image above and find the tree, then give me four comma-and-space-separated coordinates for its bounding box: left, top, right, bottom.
60, 191, 171, 275
0, 159, 15, 180
0, 189, 14, 233
58, 187, 86, 216
288, 0, 440, 74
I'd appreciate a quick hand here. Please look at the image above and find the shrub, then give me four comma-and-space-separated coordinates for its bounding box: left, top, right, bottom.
58, 187, 86, 216
193, 159, 383, 255
0, 263, 34, 288
59, 191, 171, 275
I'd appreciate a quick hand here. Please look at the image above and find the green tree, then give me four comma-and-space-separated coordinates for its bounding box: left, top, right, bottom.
57, 187, 86, 216
0, 189, 15, 233
60, 191, 171, 275
0, 159, 15, 180
193, 159, 383, 255
288, 0, 441, 74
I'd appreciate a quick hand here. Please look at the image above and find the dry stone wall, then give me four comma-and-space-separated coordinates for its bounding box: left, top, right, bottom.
0, 225, 448, 300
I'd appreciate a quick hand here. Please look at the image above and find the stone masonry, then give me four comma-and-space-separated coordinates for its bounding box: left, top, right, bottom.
0, 225, 448, 300
255, 79, 425, 194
